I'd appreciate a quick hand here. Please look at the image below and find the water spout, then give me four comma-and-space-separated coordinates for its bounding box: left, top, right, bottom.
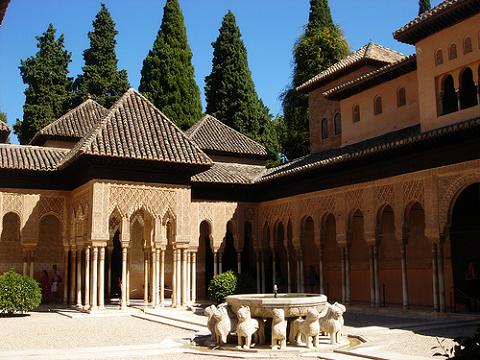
273, 284, 278, 298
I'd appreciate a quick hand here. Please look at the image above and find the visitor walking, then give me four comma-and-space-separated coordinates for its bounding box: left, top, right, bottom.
50, 264, 62, 304
40, 270, 50, 304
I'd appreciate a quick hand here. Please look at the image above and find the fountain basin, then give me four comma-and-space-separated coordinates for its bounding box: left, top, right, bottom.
226, 293, 327, 318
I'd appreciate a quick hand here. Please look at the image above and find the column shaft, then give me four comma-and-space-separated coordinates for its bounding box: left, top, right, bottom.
319, 247, 324, 294
213, 251, 218, 276
121, 247, 127, 309
91, 247, 98, 310
272, 253, 276, 289
345, 246, 351, 304
374, 245, 380, 307
76, 249, 82, 307
191, 252, 196, 304
181, 249, 187, 306
70, 249, 77, 304
218, 253, 223, 274
286, 252, 291, 293
369, 245, 375, 306
99, 247, 105, 309
144, 251, 149, 305
155, 249, 160, 306
296, 254, 301, 293
84, 247, 90, 310
107, 248, 112, 300
237, 252, 242, 274
299, 250, 305, 293
401, 242, 409, 309
187, 251, 191, 304
438, 242, 445, 312
160, 250, 165, 306
176, 249, 182, 307
151, 249, 157, 306
432, 243, 439, 312
63, 249, 69, 304
341, 247, 346, 303
256, 252, 261, 293
172, 249, 177, 306
261, 252, 265, 293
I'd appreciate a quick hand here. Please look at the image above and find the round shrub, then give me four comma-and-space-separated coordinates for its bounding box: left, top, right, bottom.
0, 271, 42, 314
208, 270, 237, 304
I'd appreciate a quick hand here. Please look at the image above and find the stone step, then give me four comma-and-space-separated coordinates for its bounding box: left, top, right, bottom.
132, 312, 208, 333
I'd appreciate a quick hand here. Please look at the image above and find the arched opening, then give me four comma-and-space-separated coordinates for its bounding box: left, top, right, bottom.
287, 220, 297, 292
321, 118, 328, 139
441, 75, 458, 115
352, 104, 360, 123
405, 202, 432, 306
459, 68, 478, 109
378, 205, 402, 305
275, 222, 288, 292
464, 37, 473, 54
449, 43, 457, 60
197, 220, 213, 299
397, 88, 406, 107
262, 224, 273, 292
349, 210, 369, 304
241, 221, 256, 279
374, 96, 383, 115
110, 230, 122, 298
334, 113, 342, 135
302, 217, 318, 293
323, 213, 341, 302
435, 49, 443, 66
0, 212, 22, 274
450, 183, 480, 311
221, 221, 237, 273
165, 220, 175, 300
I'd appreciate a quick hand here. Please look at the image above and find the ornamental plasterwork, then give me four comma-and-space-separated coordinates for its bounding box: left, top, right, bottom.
403, 179, 424, 206
38, 196, 65, 220
2, 193, 23, 217
199, 202, 214, 224
345, 189, 364, 211
375, 185, 394, 207
262, 202, 292, 224
319, 195, 336, 214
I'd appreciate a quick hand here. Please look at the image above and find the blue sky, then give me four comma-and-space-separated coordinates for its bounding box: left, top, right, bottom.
0, 0, 442, 143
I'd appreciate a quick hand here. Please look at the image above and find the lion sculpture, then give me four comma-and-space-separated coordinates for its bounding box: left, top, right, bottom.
236, 306, 259, 349
289, 308, 321, 349
319, 302, 346, 344
271, 308, 287, 350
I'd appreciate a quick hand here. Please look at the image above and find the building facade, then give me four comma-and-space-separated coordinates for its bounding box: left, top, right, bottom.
0, 0, 479, 313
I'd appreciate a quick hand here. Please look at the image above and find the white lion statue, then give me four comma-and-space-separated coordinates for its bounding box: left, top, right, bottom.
319, 302, 346, 344
236, 306, 259, 349
204, 304, 217, 343
289, 308, 321, 349
212, 305, 232, 345
271, 308, 287, 350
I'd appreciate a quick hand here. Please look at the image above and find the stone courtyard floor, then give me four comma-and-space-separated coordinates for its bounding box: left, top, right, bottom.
0, 305, 478, 360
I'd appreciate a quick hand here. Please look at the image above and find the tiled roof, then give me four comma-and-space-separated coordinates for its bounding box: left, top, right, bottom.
258, 116, 480, 183
60, 89, 212, 168
192, 162, 266, 184
186, 115, 268, 158
30, 99, 107, 146
296, 43, 405, 93
324, 55, 417, 100
0, 144, 68, 171
394, 0, 480, 45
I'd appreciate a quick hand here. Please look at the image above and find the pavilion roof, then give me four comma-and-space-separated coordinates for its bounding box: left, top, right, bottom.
192, 162, 266, 185
296, 42, 405, 93
0, 144, 68, 171
186, 114, 268, 159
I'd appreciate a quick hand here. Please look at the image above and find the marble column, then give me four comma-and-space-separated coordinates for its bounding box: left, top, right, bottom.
151, 249, 157, 306
22, 254, 28, 276
299, 250, 305, 293
181, 249, 187, 306
176, 249, 182, 307
438, 241, 446, 312
432, 243, 439, 312
144, 251, 149, 305
172, 249, 177, 306
76, 249, 83, 308
218, 252, 223, 274
191, 252, 196, 304
341, 247, 346, 303
186, 251, 191, 304
256, 252, 261, 293
296, 253, 301, 293
261, 252, 266, 293
155, 249, 160, 307
99, 247, 105, 309
345, 246, 351, 305
272, 252, 276, 288
455, 89, 461, 110
121, 246, 127, 309
213, 251, 218, 276
126, 257, 130, 306
91, 247, 98, 311
400, 241, 409, 309
29, 252, 34, 278
84, 247, 90, 310
237, 252, 242, 274
63, 248, 69, 304
369, 245, 375, 306
373, 245, 380, 307
160, 250, 165, 306
70, 249, 77, 304
107, 246, 113, 301
319, 246, 324, 294
286, 251, 291, 293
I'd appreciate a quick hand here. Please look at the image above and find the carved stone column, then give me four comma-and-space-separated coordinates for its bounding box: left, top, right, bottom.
401, 241, 409, 309
373, 244, 380, 307
98, 247, 105, 309
70, 248, 77, 304
213, 251, 218, 276
272, 251, 276, 288
76, 249, 83, 308
91, 247, 98, 311
369, 245, 375, 306
345, 246, 351, 305
29, 252, 34, 278
84, 247, 90, 310
256, 252, 261, 293
22, 252, 28, 276
188, 252, 197, 304
296, 251, 301, 293
186, 251, 191, 304
319, 246, 324, 294
155, 249, 160, 307
261, 252, 266, 293
432, 243, 439, 312
144, 250, 149, 305
126, 256, 130, 306
341, 247, 346, 303
172, 249, 177, 306
107, 246, 113, 300
218, 252, 223, 274
160, 249, 165, 306
438, 240, 446, 312
176, 248, 182, 307
151, 249, 157, 306
237, 252, 242, 274
63, 248, 69, 304
121, 246, 127, 309
299, 249, 304, 293
181, 249, 187, 306
286, 251, 291, 293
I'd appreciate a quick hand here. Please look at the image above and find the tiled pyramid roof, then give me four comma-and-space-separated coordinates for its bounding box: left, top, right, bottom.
394, 0, 480, 45
60, 89, 212, 168
186, 115, 268, 158
192, 162, 266, 184
297, 42, 405, 93
30, 99, 107, 146
0, 144, 68, 171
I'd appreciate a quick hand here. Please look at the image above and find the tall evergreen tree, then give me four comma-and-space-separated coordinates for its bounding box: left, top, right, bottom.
73, 4, 130, 108
14, 24, 72, 144
204, 11, 279, 160
280, 0, 348, 160
139, 0, 201, 130
418, 0, 431, 15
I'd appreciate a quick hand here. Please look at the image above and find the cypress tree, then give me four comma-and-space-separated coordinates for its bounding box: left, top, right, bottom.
205, 11, 279, 160
139, 0, 202, 130
73, 4, 130, 108
14, 24, 72, 144
280, 0, 348, 160
418, 0, 431, 15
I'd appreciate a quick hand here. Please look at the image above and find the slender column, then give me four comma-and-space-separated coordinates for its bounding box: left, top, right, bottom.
181, 249, 187, 306
76, 249, 82, 307
121, 246, 127, 309
213, 251, 218, 276
373, 245, 380, 307
299, 250, 305, 293
455, 89, 461, 110
91, 247, 98, 311
432, 243, 439, 312
401, 242, 409, 309
70, 249, 77, 304
63, 249, 69, 304
84, 247, 90, 310
319, 246, 324, 294
191, 252, 196, 304
237, 252, 242, 274
126, 256, 130, 306
160, 250, 165, 306
29, 252, 34, 278
256, 252, 261, 293
186, 251, 191, 304
438, 242, 446, 312
476, 83, 480, 105
286, 251, 291, 293
151, 249, 157, 306
22, 254, 28, 276
172, 249, 177, 306
261, 252, 266, 293
99, 247, 105, 309
272, 252, 276, 288
218, 252, 223, 274
296, 253, 301, 293
144, 251, 149, 305
345, 246, 351, 304
107, 246, 113, 300
176, 249, 182, 307
369, 245, 375, 306
341, 247, 346, 303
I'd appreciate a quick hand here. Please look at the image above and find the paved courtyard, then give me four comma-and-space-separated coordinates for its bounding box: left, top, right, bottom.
0, 306, 478, 360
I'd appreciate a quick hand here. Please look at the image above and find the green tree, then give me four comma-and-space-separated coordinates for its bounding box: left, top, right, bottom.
14, 24, 72, 144
139, 0, 201, 130
280, 0, 349, 160
205, 11, 279, 160
0, 112, 6, 124
418, 0, 431, 15
73, 4, 130, 108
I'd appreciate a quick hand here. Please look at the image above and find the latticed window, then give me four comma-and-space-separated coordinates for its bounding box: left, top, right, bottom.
463, 37, 473, 54
449, 43, 457, 60
352, 105, 360, 123
435, 49, 443, 65
321, 118, 328, 139
374, 96, 383, 115
334, 113, 342, 135
397, 88, 406, 107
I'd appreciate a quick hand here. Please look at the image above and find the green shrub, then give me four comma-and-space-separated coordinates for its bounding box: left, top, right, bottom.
208, 270, 237, 304
0, 271, 42, 314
